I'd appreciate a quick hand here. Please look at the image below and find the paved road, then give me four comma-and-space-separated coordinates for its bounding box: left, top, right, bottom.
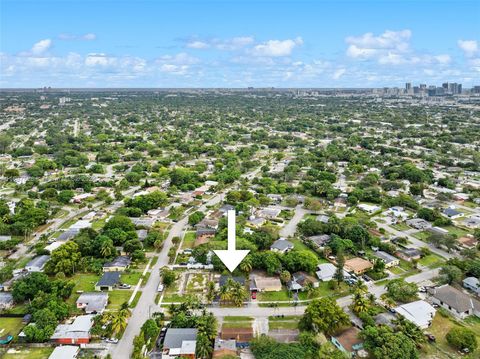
111, 188, 228, 358
373, 219, 458, 260
279, 205, 308, 238
203, 268, 439, 318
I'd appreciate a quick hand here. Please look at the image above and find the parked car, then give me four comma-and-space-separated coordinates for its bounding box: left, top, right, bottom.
118, 283, 131, 289
251, 292, 257, 300
158, 284, 164, 292
105, 338, 119, 344
425, 333, 436, 342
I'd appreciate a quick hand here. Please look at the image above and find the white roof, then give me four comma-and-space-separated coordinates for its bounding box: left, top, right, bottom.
70, 220, 91, 230
44, 241, 65, 253
394, 300, 436, 329
316, 263, 336, 281
181, 340, 197, 354
49, 346, 79, 359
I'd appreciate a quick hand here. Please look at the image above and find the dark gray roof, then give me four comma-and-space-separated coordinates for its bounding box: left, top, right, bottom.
270, 239, 294, 251
163, 328, 197, 349
0, 292, 13, 304
103, 256, 131, 268
96, 271, 121, 287
443, 208, 461, 217
430, 285, 480, 313
374, 251, 397, 264
26, 255, 50, 269
58, 228, 80, 241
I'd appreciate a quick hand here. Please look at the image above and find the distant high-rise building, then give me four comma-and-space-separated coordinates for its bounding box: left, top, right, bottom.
457, 84, 462, 94
442, 82, 449, 91
473, 86, 480, 94
405, 82, 412, 93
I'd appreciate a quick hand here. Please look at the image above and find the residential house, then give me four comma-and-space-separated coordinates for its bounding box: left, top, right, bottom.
288, 272, 318, 291
406, 218, 432, 230
463, 277, 480, 295
76, 292, 109, 314
136, 229, 148, 241
270, 239, 294, 254
0, 292, 14, 310
344, 257, 373, 275
316, 215, 329, 224
316, 263, 350, 282
395, 248, 421, 262
95, 271, 121, 291
58, 228, 80, 241
307, 234, 330, 249
394, 300, 436, 329
51, 315, 95, 344
443, 207, 463, 219
463, 216, 480, 229
256, 207, 282, 220
247, 217, 266, 228
358, 204, 381, 214
429, 285, 480, 319
49, 346, 80, 359
130, 217, 155, 228
162, 328, 197, 359
195, 218, 219, 230
69, 220, 92, 230
103, 256, 131, 272
373, 251, 399, 268
267, 194, 283, 203
25, 255, 50, 272
249, 276, 282, 292
457, 236, 478, 250
331, 327, 364, 357
195, 228, 216, 246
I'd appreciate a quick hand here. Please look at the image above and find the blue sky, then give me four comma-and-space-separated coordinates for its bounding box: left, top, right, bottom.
1, 0, 479, 88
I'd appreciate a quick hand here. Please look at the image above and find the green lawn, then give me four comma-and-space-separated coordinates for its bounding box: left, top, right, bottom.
222, 318, 252, 329
91, 218, 106, 230
388, 266, 405, 275
290, 239, 318, 258
70, 273, 100, 292
107, 290, 134, 309
181, 231, 196, 249
162, 293, 189, 303
440, 225, 471, 238
2, 347, 54, 359
413, 231, 430, 240
418, 254, 445, 268
392, 223, 410, 231
121, 271, 143, 286
224, 316, 253, 321
0, 317, 24, 338
269, 320, 299, 330
427, 312, 480, 358
258, 289, 292, 301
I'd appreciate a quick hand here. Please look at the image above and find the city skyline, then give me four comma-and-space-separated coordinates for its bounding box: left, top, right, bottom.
1, 0, 479, 88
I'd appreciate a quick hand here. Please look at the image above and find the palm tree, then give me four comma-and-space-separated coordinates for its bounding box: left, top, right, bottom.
231, 281, 247, 307
305, 282, 316, 298
206, 281, 216, 304
352, 291, 369, 313
280, 270, 291, 284
111, 309, 130, 336
100, 239, 113, 258
239, 256, 252, 273
195, 333, 213, 359
353, 279, 368, 293
219, 283, 231, 304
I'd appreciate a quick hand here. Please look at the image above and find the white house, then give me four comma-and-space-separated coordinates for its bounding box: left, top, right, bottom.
394, 300, 436, 329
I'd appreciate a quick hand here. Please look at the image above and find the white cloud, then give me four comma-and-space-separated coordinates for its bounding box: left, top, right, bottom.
458, 40, 478, 57
31, 39, 52, 55
187, 36, 254, 50
187, 41, 209, 49
58, 33, 97, 41
332, 68, 346, 80
346, 30, 411, 59
251, 37, 303, 57
85, 53, 115, 67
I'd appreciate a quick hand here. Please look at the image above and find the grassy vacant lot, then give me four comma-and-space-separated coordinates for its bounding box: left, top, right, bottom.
418, 254, 445, 268
222, 317, 252, 329
121, 271, 143, 286
0, 317, 24, 338
413, 231, 430, 240
388, 266, 405, 275
269, 320, 299, 330
441, 225, 471, 238
258, 289, 292, 302
181, 231, 196, 249
70, 273, 100, 292
2, 347, 54, 359
427, 311, 480, 358
107, 290, 135, 309
392, 222, 410, 231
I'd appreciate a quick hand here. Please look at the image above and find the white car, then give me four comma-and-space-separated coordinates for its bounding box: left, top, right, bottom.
158, 284, 164, 292
105, 338, 119, 344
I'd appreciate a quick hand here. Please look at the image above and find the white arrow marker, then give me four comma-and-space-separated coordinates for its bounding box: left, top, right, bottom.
214, 210, 250, 272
